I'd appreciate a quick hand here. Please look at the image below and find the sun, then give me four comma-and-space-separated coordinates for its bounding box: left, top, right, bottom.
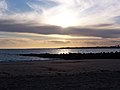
44, 12, 78, 28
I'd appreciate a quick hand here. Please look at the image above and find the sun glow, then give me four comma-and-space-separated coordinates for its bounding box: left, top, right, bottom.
44, 12, 79, 28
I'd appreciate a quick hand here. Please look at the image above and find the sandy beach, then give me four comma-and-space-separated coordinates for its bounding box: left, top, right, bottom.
0, 59, 120, 90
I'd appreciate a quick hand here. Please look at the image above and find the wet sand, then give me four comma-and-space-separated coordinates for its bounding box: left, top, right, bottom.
0, 59, 120, 90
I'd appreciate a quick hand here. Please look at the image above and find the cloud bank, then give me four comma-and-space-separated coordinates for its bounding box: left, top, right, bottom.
0, 0, 120, 48
0, 20, 120, 39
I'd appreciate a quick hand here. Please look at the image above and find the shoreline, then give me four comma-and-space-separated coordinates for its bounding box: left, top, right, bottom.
19, 52, 120, 60
0, 58, 119, 63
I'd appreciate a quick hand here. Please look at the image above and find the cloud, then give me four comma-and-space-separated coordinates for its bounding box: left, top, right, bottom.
65, 27, 120, 38
26, 0, 120, 26
0, 37, 119, 48
48, 40, 70, 44
0, 20, 120, 39
0, 37, 46, 48
83, 39, 120, 46
91, 24, 114, 27
0, 38, 31, 47
0, 38, 71, 48
0, 0, 120, 48
0, 0, 7, 15
27, 0, 58, 12
0, 0, 120, 27
0, 20, 62, 34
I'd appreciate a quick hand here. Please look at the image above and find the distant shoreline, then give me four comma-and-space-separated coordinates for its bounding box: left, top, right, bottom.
59, 46, 120, 49
19, 51, 120, 60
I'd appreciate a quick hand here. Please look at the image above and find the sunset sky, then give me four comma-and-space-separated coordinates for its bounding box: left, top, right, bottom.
0, 0, 120, 48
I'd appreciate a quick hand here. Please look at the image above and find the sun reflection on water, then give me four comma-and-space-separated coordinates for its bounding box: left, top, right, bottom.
57, 49, 72, 54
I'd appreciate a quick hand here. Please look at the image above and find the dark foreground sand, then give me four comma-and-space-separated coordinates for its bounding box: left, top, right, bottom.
0, 59, 120, 90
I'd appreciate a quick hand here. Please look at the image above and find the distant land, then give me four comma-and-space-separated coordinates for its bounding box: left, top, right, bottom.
59, 45, 120, 49
20, 52, 120, 60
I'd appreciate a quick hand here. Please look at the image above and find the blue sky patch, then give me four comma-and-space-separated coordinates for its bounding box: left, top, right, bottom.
7, 0, 31, 12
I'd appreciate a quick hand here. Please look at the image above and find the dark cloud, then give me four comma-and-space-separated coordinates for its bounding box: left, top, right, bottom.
0, 20, 120, 39
91, 24, 114, 27
65, 27, 120, 38
0, 20, 62, 34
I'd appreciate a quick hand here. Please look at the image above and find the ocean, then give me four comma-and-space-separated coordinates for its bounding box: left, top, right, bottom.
0, 48, 120, 62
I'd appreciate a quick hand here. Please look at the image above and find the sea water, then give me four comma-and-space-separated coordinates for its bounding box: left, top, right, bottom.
0, 48, 120, 62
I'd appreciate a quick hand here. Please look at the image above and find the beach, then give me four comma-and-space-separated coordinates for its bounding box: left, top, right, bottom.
0, 59, 120, 90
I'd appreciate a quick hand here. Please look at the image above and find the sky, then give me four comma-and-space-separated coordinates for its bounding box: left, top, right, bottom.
0, 0, 120, 48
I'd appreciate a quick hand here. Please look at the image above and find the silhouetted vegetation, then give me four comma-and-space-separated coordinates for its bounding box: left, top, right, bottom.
59, 45, 120, 49
19, 51, 120, 60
